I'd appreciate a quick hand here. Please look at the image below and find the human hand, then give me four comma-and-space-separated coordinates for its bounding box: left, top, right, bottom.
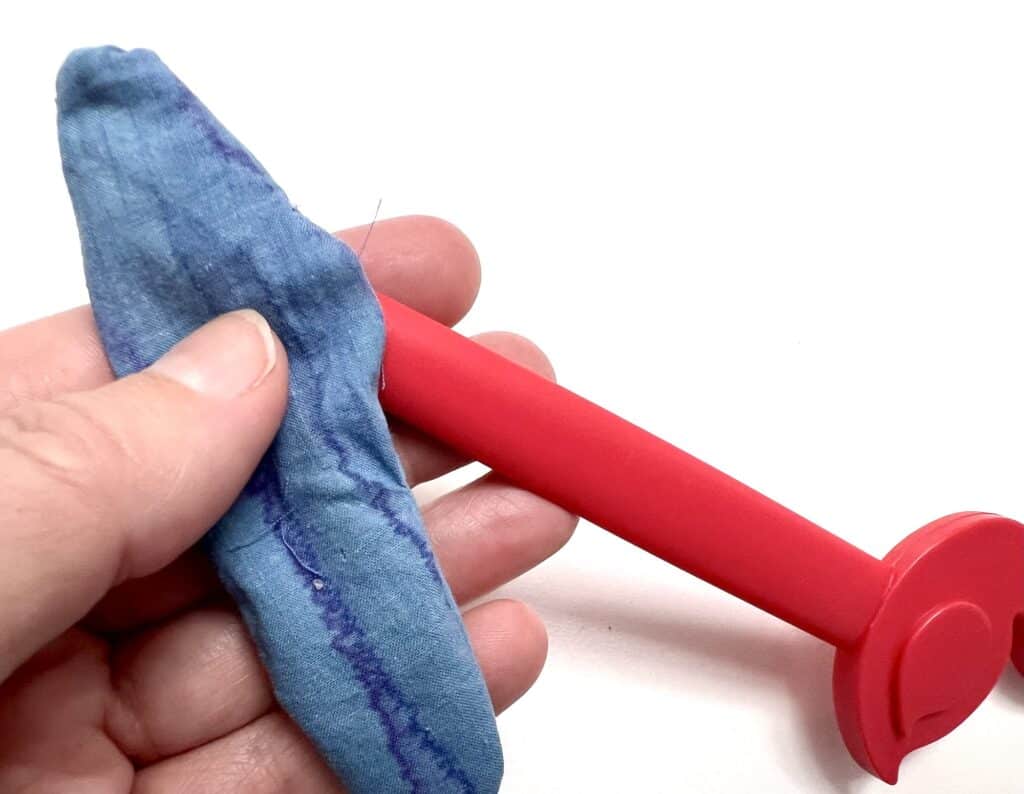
0, 216, 576, 793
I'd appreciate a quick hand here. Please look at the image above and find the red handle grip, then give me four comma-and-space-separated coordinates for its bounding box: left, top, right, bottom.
377, 293, 891, 647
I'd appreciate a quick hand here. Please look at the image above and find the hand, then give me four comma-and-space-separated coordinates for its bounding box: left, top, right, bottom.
0, 216, 576, 793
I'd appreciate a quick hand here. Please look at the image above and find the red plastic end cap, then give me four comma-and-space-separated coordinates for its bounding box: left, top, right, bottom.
833, 512, 1024, 784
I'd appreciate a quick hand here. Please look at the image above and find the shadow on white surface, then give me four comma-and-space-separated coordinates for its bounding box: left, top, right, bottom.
994, 664, 1024, 709
528, 581, 869, 793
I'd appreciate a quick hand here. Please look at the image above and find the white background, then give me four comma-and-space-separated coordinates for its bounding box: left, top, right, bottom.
2, 3, 1023, 792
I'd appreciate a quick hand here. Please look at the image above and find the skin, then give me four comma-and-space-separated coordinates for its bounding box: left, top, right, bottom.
0, 216, 577, 793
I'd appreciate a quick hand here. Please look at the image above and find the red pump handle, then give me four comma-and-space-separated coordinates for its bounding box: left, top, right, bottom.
376, 292, 891, 648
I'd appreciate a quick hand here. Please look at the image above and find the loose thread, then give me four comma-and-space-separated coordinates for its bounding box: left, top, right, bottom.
358, 198, 383, 259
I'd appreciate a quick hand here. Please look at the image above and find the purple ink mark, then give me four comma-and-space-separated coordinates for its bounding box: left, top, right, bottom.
176, 88, 265, 177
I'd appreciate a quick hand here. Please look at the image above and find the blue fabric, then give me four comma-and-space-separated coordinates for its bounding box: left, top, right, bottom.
56, 47, 501, 793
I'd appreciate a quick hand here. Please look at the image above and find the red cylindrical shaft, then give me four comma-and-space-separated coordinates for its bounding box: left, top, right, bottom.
377, 293, 892, 648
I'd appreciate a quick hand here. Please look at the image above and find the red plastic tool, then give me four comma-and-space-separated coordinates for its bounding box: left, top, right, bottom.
376, 292, 1024, 783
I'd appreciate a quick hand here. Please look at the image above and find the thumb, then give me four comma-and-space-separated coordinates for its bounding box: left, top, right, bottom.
0, 310, 288, 680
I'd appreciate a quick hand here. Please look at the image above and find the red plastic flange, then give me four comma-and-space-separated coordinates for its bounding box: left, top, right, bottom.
834, 512, 1024, 782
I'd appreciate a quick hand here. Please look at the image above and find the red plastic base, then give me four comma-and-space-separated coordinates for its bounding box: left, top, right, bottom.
833, 512, 1024, 783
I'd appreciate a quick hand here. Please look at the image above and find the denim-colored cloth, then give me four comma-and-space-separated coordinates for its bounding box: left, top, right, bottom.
57, 47, 501, 793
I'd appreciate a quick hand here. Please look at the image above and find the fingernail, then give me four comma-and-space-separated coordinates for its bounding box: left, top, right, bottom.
149, 310, 277, 398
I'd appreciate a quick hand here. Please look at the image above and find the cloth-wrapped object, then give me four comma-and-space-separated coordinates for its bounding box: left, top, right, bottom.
57, 46, 501, 794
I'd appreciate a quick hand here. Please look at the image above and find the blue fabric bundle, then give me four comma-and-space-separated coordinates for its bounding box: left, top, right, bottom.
57, 47, 501, 793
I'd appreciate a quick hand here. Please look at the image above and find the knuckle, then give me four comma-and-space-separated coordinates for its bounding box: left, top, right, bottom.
0, 369, 41, 414
0, 395, 130, 504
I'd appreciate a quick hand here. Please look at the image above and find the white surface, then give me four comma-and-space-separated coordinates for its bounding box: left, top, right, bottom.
3, 3, 1024, 791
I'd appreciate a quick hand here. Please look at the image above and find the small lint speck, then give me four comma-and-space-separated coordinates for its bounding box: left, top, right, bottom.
313, 578, 325, 590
